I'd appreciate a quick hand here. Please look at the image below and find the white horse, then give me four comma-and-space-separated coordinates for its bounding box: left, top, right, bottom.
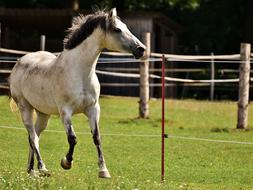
9, 8, 145, 178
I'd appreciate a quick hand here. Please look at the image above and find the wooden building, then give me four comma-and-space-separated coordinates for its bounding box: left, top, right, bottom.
0, 9, 74, 51
0, 8, 182, 97
0, 9, 182, 52
120, 11, 182, 54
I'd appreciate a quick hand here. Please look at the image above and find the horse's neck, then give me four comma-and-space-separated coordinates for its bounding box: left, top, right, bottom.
60, 29, 104, 78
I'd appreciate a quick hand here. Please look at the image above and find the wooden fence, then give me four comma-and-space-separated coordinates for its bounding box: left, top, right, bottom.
0, 38, 252, 128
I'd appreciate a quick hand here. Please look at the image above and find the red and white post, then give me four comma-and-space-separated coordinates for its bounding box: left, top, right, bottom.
161, 54, 165, 181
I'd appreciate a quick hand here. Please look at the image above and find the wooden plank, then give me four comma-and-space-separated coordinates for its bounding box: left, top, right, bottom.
0, 69, 11, 73
0, 85, 9, 89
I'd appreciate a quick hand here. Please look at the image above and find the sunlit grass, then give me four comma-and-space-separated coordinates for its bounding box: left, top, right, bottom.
1, 96, 253, 189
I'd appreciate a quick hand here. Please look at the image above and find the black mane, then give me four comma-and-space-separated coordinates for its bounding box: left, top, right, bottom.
64, 11, 113, 50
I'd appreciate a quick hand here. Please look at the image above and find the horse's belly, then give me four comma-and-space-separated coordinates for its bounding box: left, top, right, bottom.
24, 91, 59, 115
30, 100, 59, 115
34, 104, 58, 115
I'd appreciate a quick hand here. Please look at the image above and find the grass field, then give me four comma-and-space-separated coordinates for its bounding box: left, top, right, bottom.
1, 95, 253, 190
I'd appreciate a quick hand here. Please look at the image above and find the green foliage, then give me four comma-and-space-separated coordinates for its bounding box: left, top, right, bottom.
1, 96, 253, 189
0, 0, 245, 54
177, 0, 244, 54
123, 0, 201, 11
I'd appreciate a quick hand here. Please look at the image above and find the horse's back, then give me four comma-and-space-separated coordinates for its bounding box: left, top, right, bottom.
10, 51, 56, 88
19, 51, 56, 65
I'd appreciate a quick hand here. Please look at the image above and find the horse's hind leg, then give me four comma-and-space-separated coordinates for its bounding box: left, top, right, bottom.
18, 100, 48, 177
86, 104, 111, 178
27, 111, 50, 176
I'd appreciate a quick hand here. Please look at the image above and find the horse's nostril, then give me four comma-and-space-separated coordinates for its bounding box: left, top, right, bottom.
132, 45, 146, 59
137, 46, 145, 52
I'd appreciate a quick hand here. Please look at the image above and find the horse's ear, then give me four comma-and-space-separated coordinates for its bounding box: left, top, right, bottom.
109, 8, 117, 17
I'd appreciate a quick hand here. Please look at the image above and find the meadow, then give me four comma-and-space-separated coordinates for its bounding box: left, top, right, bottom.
1, 95, 253, 190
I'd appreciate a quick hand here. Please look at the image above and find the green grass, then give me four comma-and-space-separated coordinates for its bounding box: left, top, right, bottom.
1, 95, 253, 189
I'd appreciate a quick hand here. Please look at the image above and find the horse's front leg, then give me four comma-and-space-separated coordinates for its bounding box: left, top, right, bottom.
60, 109, 77, 170
86, 104, 111, 178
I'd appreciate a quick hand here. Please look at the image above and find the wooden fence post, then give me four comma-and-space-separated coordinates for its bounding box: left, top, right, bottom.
139, 32, 150, 118
40, 35, 46, 51
237, 43, 251, 129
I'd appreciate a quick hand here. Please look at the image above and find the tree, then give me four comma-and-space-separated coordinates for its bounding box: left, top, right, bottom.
177, 0, 244, 54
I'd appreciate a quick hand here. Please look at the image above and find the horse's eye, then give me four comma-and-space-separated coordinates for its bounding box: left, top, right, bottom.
114, 28, 122, 33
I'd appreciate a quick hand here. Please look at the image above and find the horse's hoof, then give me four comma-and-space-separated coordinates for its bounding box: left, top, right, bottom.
39, 168, 51, 177
98, 170, 111, 178
28, 170, 39, 178
61, 157, 72, 170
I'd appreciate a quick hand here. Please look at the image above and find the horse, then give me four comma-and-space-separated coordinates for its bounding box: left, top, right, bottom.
9, 8, 145, 178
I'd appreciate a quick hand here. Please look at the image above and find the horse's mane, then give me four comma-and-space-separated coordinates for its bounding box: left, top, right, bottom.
64, 10, 114, 50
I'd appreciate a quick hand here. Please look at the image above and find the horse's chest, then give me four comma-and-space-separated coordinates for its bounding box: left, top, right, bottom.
64, 92, 92, 114
64, 81, 100, 113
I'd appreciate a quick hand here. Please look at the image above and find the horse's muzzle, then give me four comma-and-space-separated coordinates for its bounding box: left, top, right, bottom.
133, 46, 146, 59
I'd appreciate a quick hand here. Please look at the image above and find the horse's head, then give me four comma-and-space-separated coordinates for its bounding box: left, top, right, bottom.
104, 8, 146, 59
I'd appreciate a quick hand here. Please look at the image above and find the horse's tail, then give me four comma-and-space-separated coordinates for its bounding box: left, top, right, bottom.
10, 98, 19, 113
9, 98, 22, 122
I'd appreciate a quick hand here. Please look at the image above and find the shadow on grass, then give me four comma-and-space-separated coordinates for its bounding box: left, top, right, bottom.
211, 127, 253, 133
117, 117, 173, 128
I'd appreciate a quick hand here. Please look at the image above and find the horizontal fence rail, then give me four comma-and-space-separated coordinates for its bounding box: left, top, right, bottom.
151, 52, 241, 60
96, 70, 241, 83
0, 47, 247, 60
0, 47, 252, 89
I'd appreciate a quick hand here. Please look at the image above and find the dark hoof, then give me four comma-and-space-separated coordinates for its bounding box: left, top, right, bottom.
61, 157, 72, 170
